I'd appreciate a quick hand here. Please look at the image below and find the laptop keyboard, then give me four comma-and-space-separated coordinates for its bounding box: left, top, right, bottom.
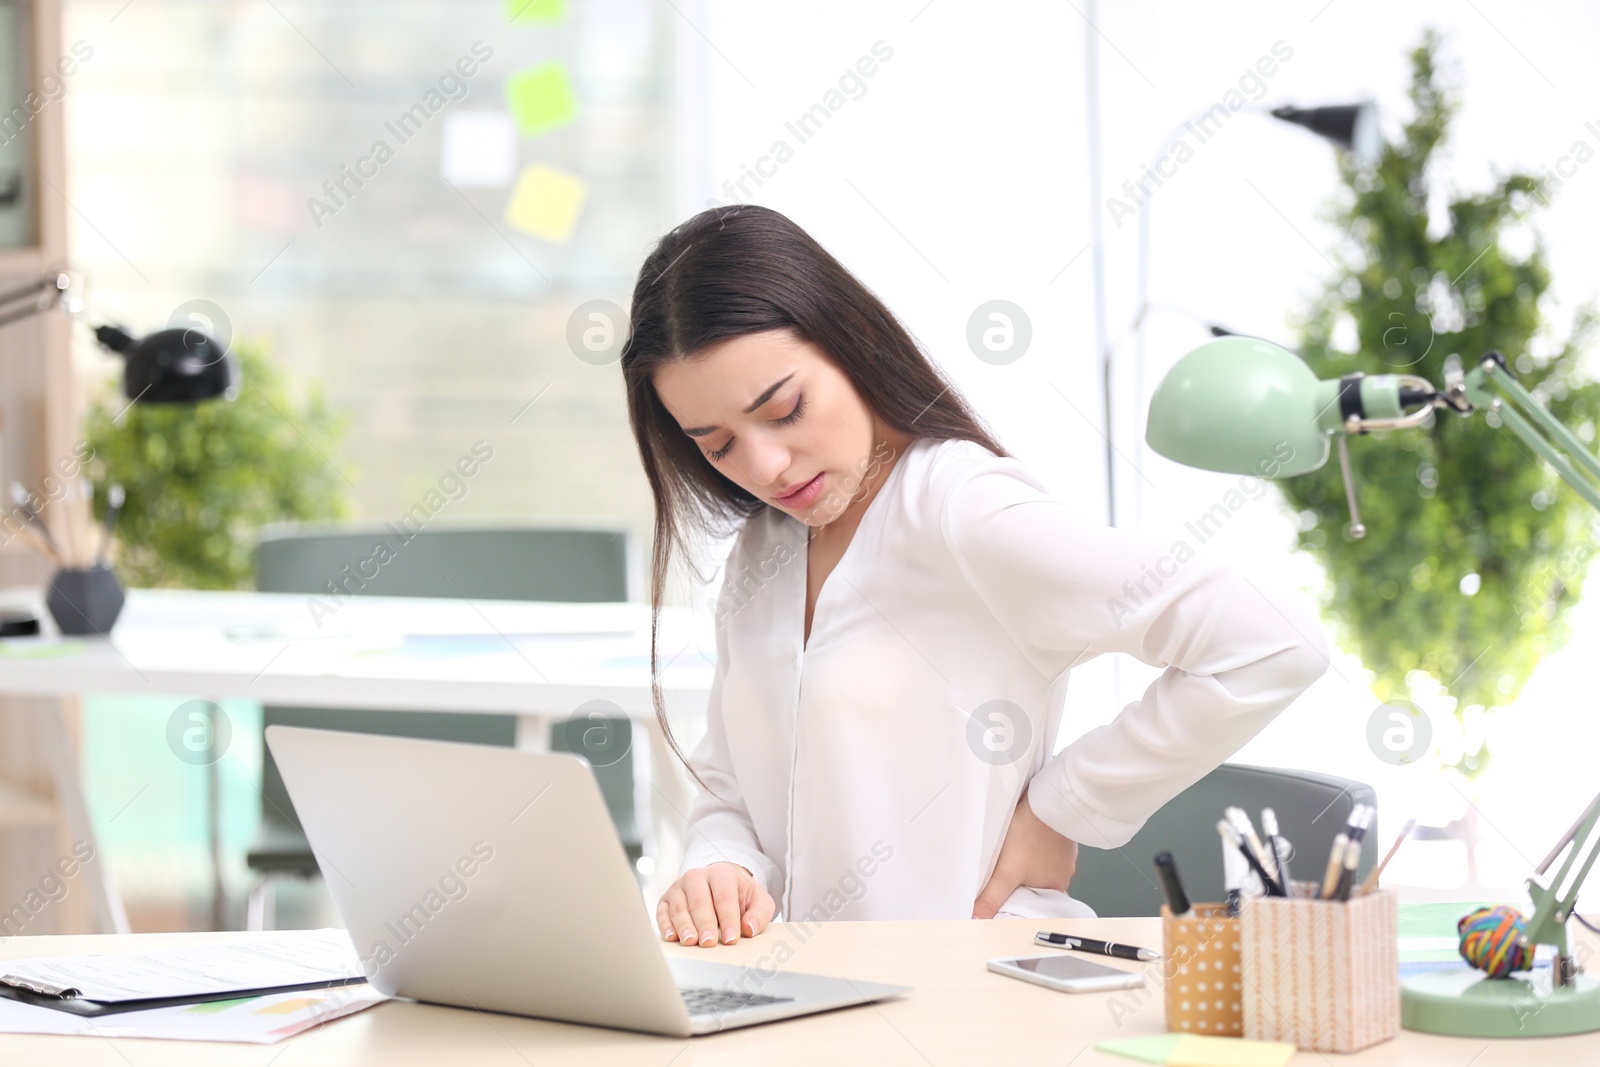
679, 985, 795, 1016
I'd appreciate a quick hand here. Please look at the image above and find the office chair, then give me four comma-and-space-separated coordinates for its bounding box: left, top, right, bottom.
244, 523, 638, 929
1069, 763, 1378, 916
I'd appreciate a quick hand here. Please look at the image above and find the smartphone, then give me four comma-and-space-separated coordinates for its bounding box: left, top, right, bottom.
986, 953, 1147, 993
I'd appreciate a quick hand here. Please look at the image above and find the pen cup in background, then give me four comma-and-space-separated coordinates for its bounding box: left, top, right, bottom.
1239, 885, 1399, 1052
45, 564, 126, 635
1159, 903, 1242, 1036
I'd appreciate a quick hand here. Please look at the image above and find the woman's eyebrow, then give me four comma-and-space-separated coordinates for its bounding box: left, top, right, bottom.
683, 372, 796, 436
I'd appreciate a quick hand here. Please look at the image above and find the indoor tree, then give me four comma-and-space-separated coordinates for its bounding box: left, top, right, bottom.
1280, 28, 1600, 777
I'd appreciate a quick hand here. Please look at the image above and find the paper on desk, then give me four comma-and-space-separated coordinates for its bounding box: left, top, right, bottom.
0, 981, 387, 1043
0, 928, 362, 1001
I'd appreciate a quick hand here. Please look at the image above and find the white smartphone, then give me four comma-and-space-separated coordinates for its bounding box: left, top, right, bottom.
986, 953, 1147, 993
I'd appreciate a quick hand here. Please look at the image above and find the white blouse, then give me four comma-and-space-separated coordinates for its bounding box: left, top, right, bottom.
679, 435, 1329, 922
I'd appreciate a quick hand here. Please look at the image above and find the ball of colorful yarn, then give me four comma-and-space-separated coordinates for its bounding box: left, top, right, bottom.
1457, 905, 1534, 978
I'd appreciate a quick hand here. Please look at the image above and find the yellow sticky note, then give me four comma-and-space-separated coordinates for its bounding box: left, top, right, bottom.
1170, 1034, 1296, 1067
504, 0, 564, 22
504, 63, 577, 137
1096, 1034, 1296, 1067
504, 164, 586, 242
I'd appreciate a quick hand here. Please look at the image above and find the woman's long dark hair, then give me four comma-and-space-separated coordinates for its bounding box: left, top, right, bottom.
620, 204, 1009, 790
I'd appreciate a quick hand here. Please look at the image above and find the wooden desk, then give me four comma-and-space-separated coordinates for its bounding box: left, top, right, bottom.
4, 918, 1591, 1065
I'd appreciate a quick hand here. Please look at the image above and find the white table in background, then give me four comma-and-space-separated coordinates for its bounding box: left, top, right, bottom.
0, 587, 716, 934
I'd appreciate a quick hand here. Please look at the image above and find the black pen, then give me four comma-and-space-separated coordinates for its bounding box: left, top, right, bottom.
1261, 808, 1291, 892
1217, 819, 1285, 897
1034, 932, 1161, 961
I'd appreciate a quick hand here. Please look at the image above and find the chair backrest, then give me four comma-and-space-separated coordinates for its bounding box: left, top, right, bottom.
253, 523, 634, 841
1068, 763, 1379, 917
257, 523, 632, 602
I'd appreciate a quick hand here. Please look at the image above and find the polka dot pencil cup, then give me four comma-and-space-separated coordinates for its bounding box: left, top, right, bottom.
1239, 883, 1399, 1052
1160, 903, 1243, 1036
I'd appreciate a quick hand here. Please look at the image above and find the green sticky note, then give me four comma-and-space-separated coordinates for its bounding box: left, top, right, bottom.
1096, 1034, 1183, 1064
185, 996, 259, 1014
504, 63, 577, 137
1169, 1035, 1296, 1067
0, 639, 85, 659
505, 0, 564, 23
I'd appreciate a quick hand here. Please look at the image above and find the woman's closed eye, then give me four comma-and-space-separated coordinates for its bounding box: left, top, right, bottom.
706, 393, 806, 462
774, 392, 807, 426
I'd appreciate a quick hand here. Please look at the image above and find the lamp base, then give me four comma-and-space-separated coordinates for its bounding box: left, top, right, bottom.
1402, 967, 1600, 1037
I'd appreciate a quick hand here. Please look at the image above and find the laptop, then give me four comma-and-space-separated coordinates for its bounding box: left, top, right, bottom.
264, 725, 910, 1036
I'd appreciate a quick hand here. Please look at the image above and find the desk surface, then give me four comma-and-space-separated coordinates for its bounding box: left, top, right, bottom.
0, 587, 714, 717
3, 918, 1587, 1065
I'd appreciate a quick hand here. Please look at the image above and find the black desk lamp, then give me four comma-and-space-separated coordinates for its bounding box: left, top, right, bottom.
0, 272, 235, 403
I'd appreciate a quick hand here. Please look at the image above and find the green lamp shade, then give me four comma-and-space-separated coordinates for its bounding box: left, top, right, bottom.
1145, 337, 1333, 478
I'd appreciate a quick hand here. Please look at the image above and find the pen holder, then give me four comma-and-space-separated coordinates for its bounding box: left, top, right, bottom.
45, 565, 125, 636
1239, 884, 1399, 1053
1160, 903, 1242, 1036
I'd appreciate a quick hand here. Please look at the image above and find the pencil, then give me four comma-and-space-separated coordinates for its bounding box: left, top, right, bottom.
1356, 818, 1415, 896
1319, 831, 1349, 899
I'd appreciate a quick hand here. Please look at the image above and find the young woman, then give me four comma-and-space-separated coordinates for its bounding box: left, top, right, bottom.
621, 204, 1328, 950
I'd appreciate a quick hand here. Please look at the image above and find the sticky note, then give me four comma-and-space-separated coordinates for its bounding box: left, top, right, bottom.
1095, 1034, 1181, 1064
1169, 1035, 1295, 1067
504, 164, 586, 242
0, 640, 85, 658
184, 996, 257, 1014
504, 63, 577, 137
505, 0, 564, 22
255, 997, 325, 1015
441, 112, 517, 188
1097, 1034, 1296, 1067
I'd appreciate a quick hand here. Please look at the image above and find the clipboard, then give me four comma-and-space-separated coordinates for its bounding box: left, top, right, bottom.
0, 974, 368, 1017
0, 927, 368, 1017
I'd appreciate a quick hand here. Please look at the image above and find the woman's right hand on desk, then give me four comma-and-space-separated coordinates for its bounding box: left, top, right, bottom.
657, 862, 776, 947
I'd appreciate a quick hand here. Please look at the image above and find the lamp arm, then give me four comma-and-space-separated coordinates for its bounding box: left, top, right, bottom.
1462, 354, 1600, 514
0, 272, 75, 330
1520, 791, 1600, 976
1446, 351, 1600, 973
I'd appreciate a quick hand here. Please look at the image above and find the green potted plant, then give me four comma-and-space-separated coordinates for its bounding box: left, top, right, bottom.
82, 339, 351, 590
1281, 28, 1600, 778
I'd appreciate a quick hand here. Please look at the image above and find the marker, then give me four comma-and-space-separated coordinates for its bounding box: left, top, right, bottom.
1035, 932, 1161, 961
1345, 804, 1374, 844
1226, 806, 1279, 885
1153, 852, 1192, 919
1333, 836, 1362, 901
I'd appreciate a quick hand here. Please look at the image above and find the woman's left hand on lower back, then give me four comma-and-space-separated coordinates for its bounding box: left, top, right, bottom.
972, 790, 1079, 919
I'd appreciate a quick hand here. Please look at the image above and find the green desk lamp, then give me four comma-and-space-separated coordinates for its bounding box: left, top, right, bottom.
1146, 335, 1600, 1037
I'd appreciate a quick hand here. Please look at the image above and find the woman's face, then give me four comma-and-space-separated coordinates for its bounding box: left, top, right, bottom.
653, 329, 909, 527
